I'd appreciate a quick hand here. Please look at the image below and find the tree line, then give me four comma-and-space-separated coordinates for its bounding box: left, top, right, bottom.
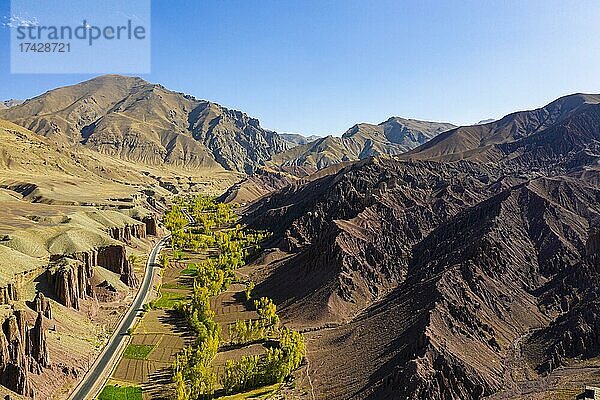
167, 196, 304, 399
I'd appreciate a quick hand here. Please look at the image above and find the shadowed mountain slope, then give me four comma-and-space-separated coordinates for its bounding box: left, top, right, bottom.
406, 93, 600, 166
243, 93, 600, 399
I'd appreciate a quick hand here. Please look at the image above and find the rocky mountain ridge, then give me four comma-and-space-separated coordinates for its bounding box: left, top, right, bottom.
244, 93, 600, 399
269, 117, 455, 174
0, 75, 291, 174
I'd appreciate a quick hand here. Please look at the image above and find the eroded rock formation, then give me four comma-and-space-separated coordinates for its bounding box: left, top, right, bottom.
26, 313, 49, 373
31, 293, 51, 319
47, 258, 92, 310
245, 154, 600, 399
97, 245, 137, 286
0, 284, 18, 305
0, 309, 49, 397
108, 223, 146, 243
47, 242, 137, 310
142, 215, 160, 236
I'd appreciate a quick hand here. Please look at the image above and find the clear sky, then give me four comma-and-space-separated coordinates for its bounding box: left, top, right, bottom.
1, 0, 599, 136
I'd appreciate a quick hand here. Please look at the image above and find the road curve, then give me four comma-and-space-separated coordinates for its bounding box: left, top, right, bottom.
68, 235, 170, 400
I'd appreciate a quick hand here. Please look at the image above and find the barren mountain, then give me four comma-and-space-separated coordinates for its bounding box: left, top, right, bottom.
0, 100, 23, 110
0, 75, 291, 173
406, 93, 600, 165
269, 117, 455, 174
279, 133, 322, 147
244, 94, 600, 399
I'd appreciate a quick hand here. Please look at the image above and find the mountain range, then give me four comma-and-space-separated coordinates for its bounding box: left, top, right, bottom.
269, 117, 455, 174
0, 75, 291, 173
1, 75, 599, 399
243, 93, 600, 399
0, 75, 456, 175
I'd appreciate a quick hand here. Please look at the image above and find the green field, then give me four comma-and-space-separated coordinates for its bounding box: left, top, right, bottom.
122, 344, 155, 360
151, 290, 188, 309
98, 385, 142, 400
180, 265, 198, 276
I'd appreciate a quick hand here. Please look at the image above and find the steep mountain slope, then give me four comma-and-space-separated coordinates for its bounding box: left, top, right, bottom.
269, 117, 455, 173
0, 75, 291, 173
0, 100, 23, 109
243, 94, 600, 399
279, 133, 321, 146
406, 93, 600, 165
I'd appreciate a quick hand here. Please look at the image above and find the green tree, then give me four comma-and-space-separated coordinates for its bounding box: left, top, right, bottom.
244, 281, 255, 302
254, 297, 279, 328
127, 254, 138, 269
159, 253, 169, 269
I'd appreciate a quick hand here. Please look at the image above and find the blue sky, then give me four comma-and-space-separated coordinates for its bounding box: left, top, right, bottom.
0, 0, 599, 136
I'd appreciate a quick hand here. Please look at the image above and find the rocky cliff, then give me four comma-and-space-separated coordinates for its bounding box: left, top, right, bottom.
0, 309, 50, 397
0, 246, 47, 307
47, 258, 92, 310
108, 223, 146, 243
48, 243, 136, 310
2, 209, 146, 310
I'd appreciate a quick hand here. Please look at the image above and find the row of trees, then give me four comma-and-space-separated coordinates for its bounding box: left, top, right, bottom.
169, 196, 303, 399
173, 332, 219, 399
228, 319, 267, 345
176, 283, 220, 342
163, 204, 188, 233
189, 196, 235, 233
221, 328, 305, 394
171, 197, 238, 399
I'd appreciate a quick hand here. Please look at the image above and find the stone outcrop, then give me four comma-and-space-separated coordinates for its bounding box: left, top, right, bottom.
47, 258, 92, 310
48, 242, 137, 310
97, 245, 137, 286
0, 309, 49, 397
26, 313, 49, 373
31, 293, 52, 320
142, 215, 160, 236
0, 284, 18, 305
108, 223, 146, 243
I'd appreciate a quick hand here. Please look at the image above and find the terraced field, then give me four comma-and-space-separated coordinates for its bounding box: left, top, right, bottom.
107, 239, 278, 399
110, 251, 197, 399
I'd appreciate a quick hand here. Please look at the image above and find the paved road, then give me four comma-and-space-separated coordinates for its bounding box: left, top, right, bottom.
182, 207, 195, 225
68, 235, 170, 400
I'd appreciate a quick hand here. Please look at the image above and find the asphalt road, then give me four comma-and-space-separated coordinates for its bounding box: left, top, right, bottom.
68, 234, 170, 400
182, 207, 195, 225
